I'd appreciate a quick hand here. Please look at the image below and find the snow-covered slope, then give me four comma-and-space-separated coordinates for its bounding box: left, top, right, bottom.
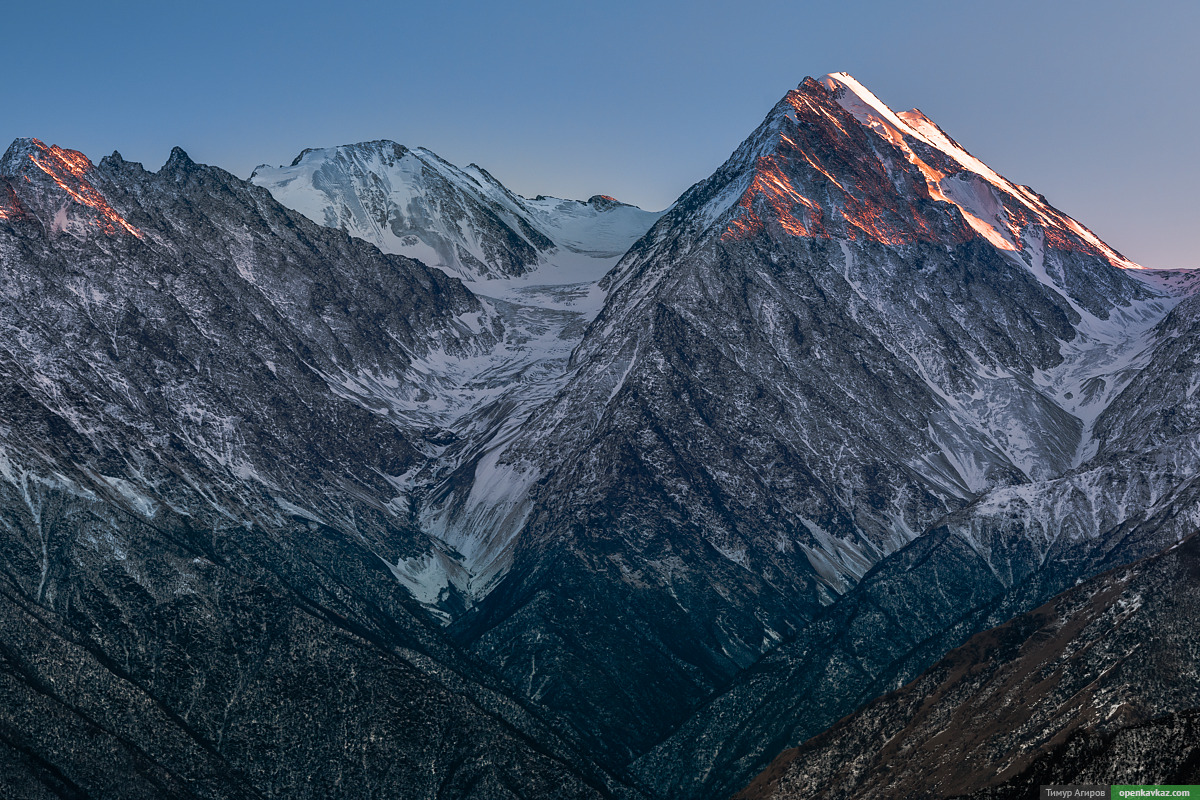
251, 141, 662, 286
250, 141, 664, 613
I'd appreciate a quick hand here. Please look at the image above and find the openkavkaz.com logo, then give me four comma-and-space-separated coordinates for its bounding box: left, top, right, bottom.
1040, 787, 1198, 799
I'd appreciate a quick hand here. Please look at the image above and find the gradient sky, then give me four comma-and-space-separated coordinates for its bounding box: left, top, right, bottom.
5, 0, 1196, 267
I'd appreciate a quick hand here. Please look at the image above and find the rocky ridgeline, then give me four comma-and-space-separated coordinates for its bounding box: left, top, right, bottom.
2, 69, 1199, 799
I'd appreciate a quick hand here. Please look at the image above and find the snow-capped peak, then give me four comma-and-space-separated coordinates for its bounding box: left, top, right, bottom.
819, 72, 923, 147
818, 73, 1142, 269
251, 141, 662, 285
820, 72, 1031, 191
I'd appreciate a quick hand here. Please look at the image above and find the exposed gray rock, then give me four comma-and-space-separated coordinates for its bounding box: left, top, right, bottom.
3, 68, 1196, 800
0, 137, 637, 800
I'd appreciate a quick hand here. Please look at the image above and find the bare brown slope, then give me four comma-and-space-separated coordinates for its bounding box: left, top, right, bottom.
738, 533, 1200, 800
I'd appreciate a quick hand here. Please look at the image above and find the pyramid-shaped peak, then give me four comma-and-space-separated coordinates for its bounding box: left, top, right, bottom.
766, 73, 1141, 268
1, 137, 41, 174
164, 146, 195, 169
640, 72, 1141, 270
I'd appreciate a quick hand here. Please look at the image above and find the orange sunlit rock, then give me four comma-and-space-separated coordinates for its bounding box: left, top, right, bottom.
720, 85, 985, 250
722, 156, 826, 241
0, 182, 20, 221
26, 139, 143, 238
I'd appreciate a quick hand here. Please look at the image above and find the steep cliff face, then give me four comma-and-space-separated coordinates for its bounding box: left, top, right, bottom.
0, 138, 636, 800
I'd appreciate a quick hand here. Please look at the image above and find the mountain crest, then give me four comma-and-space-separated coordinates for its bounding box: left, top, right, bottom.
818, 72, 1140, 267
719, 77, 970, 246
0, 137, 143, 238
696, 74, 1141, 272
251, 141, 662, 281
164, 145, 196, 169
586, 194, 626, 210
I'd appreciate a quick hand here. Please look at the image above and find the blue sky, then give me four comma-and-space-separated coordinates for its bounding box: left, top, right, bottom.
5, 0, 1197, 267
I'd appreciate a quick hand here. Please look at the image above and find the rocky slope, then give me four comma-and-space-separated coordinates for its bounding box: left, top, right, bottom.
737, 533, 1200, 799
3, 68, 1196, 799
424, 74, 1185, 776
0, 138, 638, 799
252, 142, 665, 614
637, 278, 1200, 800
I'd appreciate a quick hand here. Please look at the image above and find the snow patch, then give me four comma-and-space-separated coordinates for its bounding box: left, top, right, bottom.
100, 475, 158, 518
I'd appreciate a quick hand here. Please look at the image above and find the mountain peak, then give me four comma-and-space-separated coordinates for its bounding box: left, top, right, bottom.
0, 137, 39, 175
705, 73, 1143, 268
252, 141, 661, 281
587, 194, 626, 210
289, 147, 319, 167
284, 140, 410, 169
714, 80, 971, 247
164, 146, 195, 170
0, 138, 143, 238
817, 72, 921, 139
1, 138, 95, 178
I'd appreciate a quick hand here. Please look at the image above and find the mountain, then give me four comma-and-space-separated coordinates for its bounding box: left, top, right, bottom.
638, 274, 1200, 800
250, 140, 662, 284
250, 141, 666, 619
3, 67, 1198, 799
737, 533, 1200, 799
397, 73, 1189, 779
0, 138, 640, 799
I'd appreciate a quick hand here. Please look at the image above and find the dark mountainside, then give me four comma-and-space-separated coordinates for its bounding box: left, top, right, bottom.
2, 69, 1199, 800
0, 138, 636, 799
737, 533, 1200, 799
640, 279, 1200, 800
